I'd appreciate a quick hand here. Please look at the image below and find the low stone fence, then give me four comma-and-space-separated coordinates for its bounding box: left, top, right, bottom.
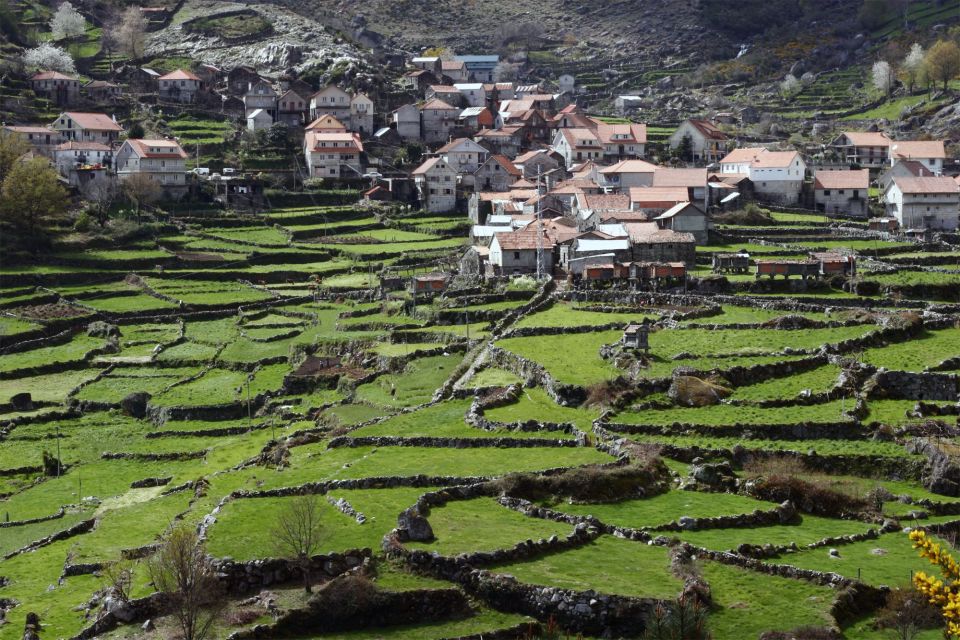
3, 518, 95, 560
327, 435, 580, 449
0, 508, 65, 529
599, 419, 863, 441
866, 370, 958, 402
212, 550, 371, 594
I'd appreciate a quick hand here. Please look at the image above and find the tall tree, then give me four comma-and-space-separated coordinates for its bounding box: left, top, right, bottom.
0, 157, 67, 236
114, 7, 146, 60
272, 494, 324, 593
146, 527, 224, 640
901, 43, 925, 93
872, 60, 894, 97
925, 39, 960, 91
21, 42, 76, 73
49, 2, 85, 40
0, 132, 30, 183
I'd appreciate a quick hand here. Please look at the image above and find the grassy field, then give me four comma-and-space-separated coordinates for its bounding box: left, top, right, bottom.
1, 199, 957, 639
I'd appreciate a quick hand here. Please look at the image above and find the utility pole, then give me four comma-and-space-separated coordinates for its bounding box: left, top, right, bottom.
535, 166, 544, 281
55, 425, 62, 478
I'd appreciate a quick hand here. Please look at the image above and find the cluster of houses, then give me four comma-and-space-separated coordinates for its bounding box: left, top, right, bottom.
11, 53, 960, 255
3, 111, 188, 199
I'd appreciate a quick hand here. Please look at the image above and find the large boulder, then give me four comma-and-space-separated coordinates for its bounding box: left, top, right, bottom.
10, 392, 33, 411
87, 321, 120, 338
120, 392, 151, 419
668, 376, 731, 407
397, 509, 434, 542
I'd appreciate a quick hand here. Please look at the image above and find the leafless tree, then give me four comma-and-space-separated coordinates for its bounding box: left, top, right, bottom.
114, 7, 146, 60
272, 494, 324, 593
121, 173, 160, 222
50, 2, 85, 40
101, 560, 134, 603
145, 526, 225, 640
80, 177, 118, 226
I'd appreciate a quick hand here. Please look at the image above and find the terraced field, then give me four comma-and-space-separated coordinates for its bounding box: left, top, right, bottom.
1, 203, 959, 639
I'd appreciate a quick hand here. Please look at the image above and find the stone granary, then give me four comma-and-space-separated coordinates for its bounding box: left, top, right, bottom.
622, 319, 651, 353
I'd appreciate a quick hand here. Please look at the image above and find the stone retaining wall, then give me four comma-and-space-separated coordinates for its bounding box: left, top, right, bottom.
327, 435, 580, 449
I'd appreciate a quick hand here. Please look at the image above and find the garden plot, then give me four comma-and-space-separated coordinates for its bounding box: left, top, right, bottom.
0, 315, 42, 337
860, 327, 960, 371
202, 226, 291, 246
73, 367, 198, 404
545, 490, 776, 530
703, 561, 836, 638
513, 302, 660, 329
488, 535, 682, 599
0, 333, 105, 374
351, 398, 574, 440
0, 369, 102, 405
630, 434, 917, 459
149, 368, 252, 408
613, 399, 854, 427
677, 513, 875, 550
728, 363, 841, 401
144, 278, 274, 305
771, 531, 939, 587
483, 387, 598, 431
406, 497, 574, 556
354, 353, 461, 408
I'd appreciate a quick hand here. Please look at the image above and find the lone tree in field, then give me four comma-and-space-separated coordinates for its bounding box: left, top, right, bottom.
925, 39, 960, 91
146, 526, 225, 640
122, 173, 160, 222
272, 494, 324, 593
50, 1, 85, 40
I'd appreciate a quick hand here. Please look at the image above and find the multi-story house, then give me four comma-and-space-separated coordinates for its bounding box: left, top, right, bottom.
412, 157, 457, 212
51, 112, 123, 144
115, 138, 188, 197
884, 176, 960, 230
889, 140, 946, 175
309, 85, 351, 122
349, 93, 374, 135
392, 104, 421, 141
719, 147, 806, 205
158, 69, 201, 103
243, 79, 278, 119
668, 119, 731, 164
552, 128, 603, 168
2, 125, 62, 158
277, 89, 309, 126
594, 121, 647, 162
829, 131, 892, 168
813, 169, 869, 216
54, 140, 112, 176
30, 71, 80, 106
303, 131, 363, 179
420, 98, 459, 145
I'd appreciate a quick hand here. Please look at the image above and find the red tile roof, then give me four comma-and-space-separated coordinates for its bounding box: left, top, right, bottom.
158, 69, 200, 81
31, 71, 76, 81
652, 167, 706, 188
890, 140, 947, 160
839, 131, 892, 147
814, 169, 869, 191
687, 119, 728, 141
125, 138, 188, 159
892, 176, 960, 195
56, 141, 111, 151
420, 98, 458, 110
305, 131, 363, 153
61, 112, 123, 131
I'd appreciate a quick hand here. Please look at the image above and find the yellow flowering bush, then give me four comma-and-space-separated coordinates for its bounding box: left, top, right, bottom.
911, 529, 960, 636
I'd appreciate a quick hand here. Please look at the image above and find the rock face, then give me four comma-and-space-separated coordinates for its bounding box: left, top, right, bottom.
145, 0, 368, 75
120, 392, 151, 419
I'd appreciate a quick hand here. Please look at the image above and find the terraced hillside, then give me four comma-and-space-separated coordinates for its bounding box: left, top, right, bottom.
1, 204, 960, 638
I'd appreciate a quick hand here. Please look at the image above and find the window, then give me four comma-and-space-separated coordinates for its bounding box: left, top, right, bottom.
838, 190, 845, 195
513, 251, 520, 259
330, 169, 336, 175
